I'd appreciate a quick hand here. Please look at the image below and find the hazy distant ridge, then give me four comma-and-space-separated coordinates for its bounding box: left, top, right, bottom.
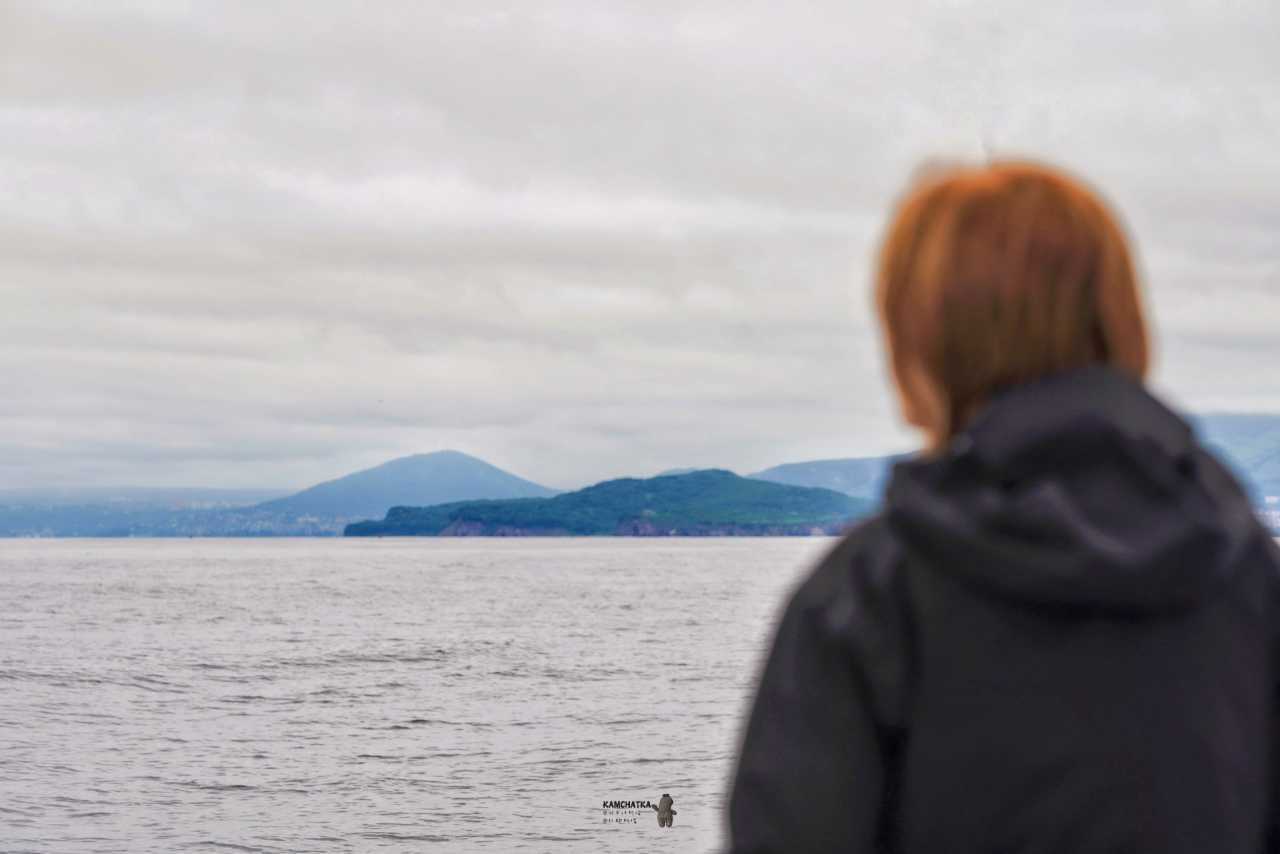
0, 451, 555, 537
743, 416, 1280, 508
749, 456, 895, 500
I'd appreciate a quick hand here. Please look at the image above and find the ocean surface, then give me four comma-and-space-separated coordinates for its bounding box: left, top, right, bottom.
0, 537, 833, 853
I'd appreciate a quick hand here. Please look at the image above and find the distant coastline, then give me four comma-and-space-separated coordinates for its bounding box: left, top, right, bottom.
4, 413, 1280, 538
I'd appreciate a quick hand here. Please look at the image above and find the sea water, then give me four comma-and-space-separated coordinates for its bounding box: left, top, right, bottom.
0, 537, 831, 853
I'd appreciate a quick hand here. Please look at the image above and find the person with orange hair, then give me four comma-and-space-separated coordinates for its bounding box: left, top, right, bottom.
727, 160, 1280, 853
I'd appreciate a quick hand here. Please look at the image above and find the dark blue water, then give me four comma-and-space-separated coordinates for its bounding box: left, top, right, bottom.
0, 537, 828, 853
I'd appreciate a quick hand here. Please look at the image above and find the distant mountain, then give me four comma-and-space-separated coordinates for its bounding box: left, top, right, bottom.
254, 450, 555, 521
345, 469, 874, 536
749, 456, 898, 500
0, 451, 555, 537
745, 415, 1280, 507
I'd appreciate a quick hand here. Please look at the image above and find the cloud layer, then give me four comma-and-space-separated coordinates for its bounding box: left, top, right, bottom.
2, 1, 1277, 489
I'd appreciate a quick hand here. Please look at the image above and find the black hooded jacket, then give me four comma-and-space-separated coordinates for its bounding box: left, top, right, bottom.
728, 367, 1280, 853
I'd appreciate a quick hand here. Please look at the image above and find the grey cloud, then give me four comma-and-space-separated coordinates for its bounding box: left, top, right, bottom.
0, 0, 1277, 489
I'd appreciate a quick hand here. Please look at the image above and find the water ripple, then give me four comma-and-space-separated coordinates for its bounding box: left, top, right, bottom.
0, 537, 827, 853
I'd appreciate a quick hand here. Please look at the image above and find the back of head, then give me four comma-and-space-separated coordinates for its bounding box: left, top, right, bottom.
876, 159, 1260, 615
876, 160, 1149, 443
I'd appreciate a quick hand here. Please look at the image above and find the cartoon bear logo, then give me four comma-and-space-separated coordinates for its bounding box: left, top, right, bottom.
653, 793, 676, 828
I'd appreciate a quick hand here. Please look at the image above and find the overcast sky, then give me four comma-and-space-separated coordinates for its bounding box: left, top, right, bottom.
1, 1, 1277, 490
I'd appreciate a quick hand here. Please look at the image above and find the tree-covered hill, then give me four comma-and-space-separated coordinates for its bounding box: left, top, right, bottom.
345, 469, 874, 536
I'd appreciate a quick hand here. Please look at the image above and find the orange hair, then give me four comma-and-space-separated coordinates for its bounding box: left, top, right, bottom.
875, 159, 1150, 442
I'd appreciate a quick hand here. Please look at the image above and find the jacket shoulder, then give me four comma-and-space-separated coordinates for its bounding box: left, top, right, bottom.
788, 514, 913, 730
791, 514, 905, 613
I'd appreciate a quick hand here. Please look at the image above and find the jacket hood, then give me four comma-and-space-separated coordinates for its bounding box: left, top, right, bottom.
885, 366, 1258, 615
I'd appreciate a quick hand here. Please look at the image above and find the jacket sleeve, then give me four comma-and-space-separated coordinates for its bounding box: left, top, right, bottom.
726, 575, 892, 854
